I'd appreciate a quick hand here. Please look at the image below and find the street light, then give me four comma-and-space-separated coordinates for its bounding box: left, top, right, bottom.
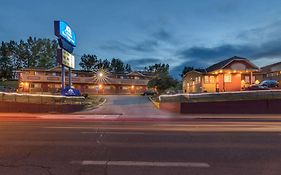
99, 72, 103, 77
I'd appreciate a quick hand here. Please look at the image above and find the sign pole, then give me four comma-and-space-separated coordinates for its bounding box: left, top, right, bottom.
54, 20, 76, 95
62, 65, 65, 90
68, 67, 72, 88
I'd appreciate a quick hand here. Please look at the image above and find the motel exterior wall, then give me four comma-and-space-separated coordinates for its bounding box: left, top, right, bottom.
258, 62, 281, 84
183, 71, 203, 93
17, 68, 151, 95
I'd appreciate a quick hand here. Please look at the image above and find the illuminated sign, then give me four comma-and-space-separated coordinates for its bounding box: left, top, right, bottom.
54, 21, 76, 47
57, 49, 75, 68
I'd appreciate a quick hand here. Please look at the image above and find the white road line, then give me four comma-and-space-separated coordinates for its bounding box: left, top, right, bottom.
71, 160, 210, 168
81, 131, 145, 135
39, 114, 120, 119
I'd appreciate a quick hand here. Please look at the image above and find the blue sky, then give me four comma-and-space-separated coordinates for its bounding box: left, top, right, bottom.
1, 0, 281, 78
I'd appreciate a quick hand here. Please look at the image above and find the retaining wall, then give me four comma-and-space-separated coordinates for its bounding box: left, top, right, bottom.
0, 92, 85, 113
159, 91, 281, 114
0, 101, 84, 113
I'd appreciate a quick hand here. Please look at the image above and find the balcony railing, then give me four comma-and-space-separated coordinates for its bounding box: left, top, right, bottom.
21, 75, 149, 86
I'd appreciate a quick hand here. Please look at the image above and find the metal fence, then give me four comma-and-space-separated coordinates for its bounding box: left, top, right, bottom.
0, 92, 85, 105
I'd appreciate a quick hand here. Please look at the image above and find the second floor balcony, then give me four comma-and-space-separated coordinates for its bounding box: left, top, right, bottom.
20, 74, 149, 86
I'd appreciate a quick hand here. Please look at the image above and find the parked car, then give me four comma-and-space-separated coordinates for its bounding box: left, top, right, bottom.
245, 85, 270, 91
259, 80, 279, 88
141, 90, 157, 96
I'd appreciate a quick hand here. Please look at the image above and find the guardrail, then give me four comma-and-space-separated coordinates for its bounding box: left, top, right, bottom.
0, 92, 85, 105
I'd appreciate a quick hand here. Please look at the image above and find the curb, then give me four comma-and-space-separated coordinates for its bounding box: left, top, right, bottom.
95, 98, 107, 108
148, 96, 160, 109
82, 98, 107, 111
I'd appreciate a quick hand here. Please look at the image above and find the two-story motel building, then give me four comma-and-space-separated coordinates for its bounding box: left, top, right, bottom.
17, 67, 153, 95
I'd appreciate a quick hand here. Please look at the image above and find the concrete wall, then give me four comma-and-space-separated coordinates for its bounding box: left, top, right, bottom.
159, 102, 181, 113
159, 91, 281, 114
160, 99, 281, 114
0, 101, 84, 113
180, 100, 267, 114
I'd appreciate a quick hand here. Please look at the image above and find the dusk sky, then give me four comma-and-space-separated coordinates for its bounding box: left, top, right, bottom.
1, 0, 281, 78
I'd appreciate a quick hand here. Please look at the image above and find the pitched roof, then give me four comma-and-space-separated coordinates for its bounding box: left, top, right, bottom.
126, 71, 144, 76
260, 61, 281, 73
206, 56, 258, 72
183, 69, 205, 78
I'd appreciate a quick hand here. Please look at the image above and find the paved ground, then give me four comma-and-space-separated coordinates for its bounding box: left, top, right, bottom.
1, 95, 281, 174
0, 120, 281, 175
78, 95, 175, 118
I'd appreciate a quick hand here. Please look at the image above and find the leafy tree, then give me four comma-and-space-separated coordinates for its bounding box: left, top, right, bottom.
79, 56, 132, 73
145, 63, 179, 93
96, 59, 111, 70
110, 58, 125, 73
145, 63, 169, 75
147, 73, 178, 93
79, 54, 98, 71
36, 39, 57, 68
0, 42, 13, 79
125, 64, 132, 72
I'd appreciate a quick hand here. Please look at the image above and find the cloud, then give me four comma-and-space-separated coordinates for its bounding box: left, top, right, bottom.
100, 39, 158, 53
152, 29, 172, 42
100, 41, 128, 52
127, 58, 163, 70
178, 35, 281, 65
236, 20, 281, 42
170, 60, 209, 80
178, 44, 254, 63
174, 30, 281, 79
131, 40, 158, 52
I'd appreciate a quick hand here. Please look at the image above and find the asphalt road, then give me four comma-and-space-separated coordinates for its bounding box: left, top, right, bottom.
1, 95, 281, 175
1, 120, 281, 175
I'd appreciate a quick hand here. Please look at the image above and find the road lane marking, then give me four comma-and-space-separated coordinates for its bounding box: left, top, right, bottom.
71, 160, 210, 168
81, 131, 145, 135
43, 125, 281, 132
39, 114, 121, 119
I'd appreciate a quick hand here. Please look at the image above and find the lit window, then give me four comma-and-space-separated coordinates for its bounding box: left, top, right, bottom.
252, 76, 255, 83
245, 76, 250, 83
224, 74, 232, 83
210, 76, 215, 83
204, 76, 209, 83
34, 83, 41, 88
